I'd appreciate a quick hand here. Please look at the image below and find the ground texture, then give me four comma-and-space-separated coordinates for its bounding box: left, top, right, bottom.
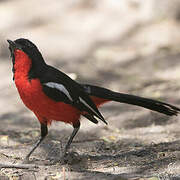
1, 0, 180, 179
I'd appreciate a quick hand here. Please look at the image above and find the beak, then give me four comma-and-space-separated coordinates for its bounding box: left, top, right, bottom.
7, 39, 16, 51
7, 39, 22, 57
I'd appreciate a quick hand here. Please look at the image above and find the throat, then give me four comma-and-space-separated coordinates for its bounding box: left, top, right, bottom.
13, 49, 32, 80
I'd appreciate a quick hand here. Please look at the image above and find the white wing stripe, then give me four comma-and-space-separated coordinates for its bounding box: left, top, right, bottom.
44, 82, 99, 117
44, 82, 73, 101
79, 97, 99, 117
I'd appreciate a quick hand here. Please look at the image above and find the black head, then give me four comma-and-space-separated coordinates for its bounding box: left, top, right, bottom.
7, 38, 46, 79
7, 38, 45, 63
7, 38, 37, 51
14, 38, 39, 52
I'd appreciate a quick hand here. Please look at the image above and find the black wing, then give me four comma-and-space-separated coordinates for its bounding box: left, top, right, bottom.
40, 65, 107, 124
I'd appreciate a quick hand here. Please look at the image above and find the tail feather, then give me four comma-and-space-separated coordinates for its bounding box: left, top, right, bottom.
82, 84, 180, 116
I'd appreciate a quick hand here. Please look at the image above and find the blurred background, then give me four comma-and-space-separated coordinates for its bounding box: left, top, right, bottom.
1, 0, 180, 179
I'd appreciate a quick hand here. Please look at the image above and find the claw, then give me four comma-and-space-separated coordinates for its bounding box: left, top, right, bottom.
22, 158, 30, 164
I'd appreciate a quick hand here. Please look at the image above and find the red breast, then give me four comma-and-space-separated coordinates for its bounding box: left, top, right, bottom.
13, 49, 81, 125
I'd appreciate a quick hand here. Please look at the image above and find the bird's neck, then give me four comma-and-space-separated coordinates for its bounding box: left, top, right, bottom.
13, 49, 32, 81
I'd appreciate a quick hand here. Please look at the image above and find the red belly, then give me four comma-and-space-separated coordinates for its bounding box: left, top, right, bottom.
15, 77, 81, 125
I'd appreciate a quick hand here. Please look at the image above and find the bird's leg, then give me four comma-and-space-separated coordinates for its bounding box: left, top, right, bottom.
64, 121, 80, 155
23, 123, 48, 163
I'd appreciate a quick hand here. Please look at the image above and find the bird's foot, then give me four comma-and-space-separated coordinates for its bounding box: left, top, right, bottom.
22, 156, 30, 164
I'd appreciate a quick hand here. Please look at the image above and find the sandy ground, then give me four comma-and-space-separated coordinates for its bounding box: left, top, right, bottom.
1, 0, 180, 179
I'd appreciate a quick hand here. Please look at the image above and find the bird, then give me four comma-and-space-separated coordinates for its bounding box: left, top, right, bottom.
7, 38, 180, 162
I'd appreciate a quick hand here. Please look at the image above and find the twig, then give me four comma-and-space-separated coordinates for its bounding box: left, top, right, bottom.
0, 163, 38, 169
63, 167, 65, 180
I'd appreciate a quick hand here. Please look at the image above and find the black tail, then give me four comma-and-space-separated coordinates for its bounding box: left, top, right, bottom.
82, 84, 180, 116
